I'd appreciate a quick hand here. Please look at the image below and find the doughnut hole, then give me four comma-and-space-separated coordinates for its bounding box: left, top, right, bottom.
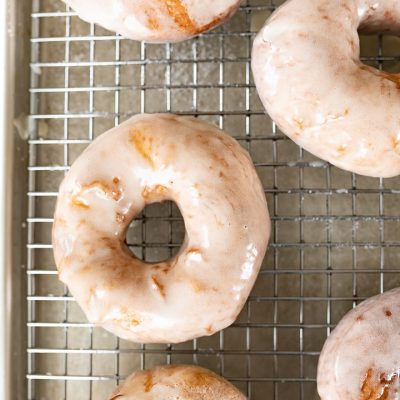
360, 34, 400, 73
125, 200, 185, 263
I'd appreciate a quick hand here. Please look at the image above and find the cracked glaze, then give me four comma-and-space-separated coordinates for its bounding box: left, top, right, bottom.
252, 0, 400, 177
317, 288, 400, 400
52, 114, 270, 344
108, 364, 246, 400
62, 0, 241, 42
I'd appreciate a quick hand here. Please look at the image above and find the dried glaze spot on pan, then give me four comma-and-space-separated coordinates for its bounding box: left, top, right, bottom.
206, 325, 213, 334
360, 368, 398, 400
129, 129, 155, 168
151, 275, 166, 298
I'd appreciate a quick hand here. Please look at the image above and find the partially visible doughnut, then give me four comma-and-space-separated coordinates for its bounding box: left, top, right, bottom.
52, 113, 270, 344
317, 288, 400, 400
252, 0, 400, 177
63, 0, 241, 42
108, 364, 246, 399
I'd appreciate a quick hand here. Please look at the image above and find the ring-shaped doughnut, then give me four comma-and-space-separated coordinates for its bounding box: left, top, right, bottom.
52, 114, 270, 343
252, 0, 400, 177
108, 364, 246, 399
317, 288, 400, 399
63, 0, 241, 42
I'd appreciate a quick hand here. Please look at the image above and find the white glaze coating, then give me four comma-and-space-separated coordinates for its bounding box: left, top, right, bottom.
317, 288, 400, 400
52, 114, 270, 344
252, 0, 400, 177
108, 364, 246, 400
62, 0, 241, 42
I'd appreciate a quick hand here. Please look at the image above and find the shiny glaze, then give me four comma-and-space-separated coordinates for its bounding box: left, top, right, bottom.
63, 0, 241, 42
317, 288, 400, 400
108, 364, 246, 399
52, 114, 270, 343
252, 0, 400, 177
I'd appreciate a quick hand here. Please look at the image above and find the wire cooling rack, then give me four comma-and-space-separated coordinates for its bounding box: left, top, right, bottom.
26, 0, 400, 399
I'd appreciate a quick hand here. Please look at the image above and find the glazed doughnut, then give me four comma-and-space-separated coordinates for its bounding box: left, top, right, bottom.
63, 0, 241, 42
252, 0, 400, 177
317, 288, 400, 400
52, 113, 270, 343
108, 364, 246, 399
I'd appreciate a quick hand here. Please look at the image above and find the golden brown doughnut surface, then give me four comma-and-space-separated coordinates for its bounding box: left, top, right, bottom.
108, 365, 246, 400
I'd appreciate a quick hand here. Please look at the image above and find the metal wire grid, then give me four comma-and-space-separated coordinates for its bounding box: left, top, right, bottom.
26, 0, 400, 399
